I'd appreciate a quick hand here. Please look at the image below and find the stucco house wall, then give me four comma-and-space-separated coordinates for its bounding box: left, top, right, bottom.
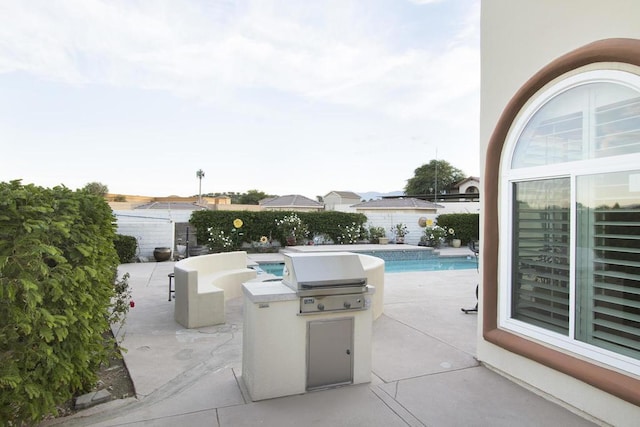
323, 191, 362, 211
455, 177, 479, 194
479, 1, 640, 425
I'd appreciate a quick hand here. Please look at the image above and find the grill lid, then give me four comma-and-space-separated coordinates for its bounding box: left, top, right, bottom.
282, 252, 367, 290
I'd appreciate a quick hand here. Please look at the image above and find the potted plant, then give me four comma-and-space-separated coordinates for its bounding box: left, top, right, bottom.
421, 225, 447, 248
391, 223, 409, 244
368, 226, 387, 244
447, 227, 461, 248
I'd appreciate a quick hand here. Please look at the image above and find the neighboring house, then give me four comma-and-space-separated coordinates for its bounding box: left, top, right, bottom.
452, 176, 480, 195
202, 195, 231, 205
480, 1, 640, 425
352, 198, 441, 245
107, 194, 230, 210
323, 191, 362, 212
432, 200, 480, 215
259, 194, 324, 212
434, 176, 480, 213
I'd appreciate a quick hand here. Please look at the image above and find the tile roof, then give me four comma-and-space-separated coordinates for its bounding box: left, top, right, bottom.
324, 191, 362, 199
259, 194, 323, 208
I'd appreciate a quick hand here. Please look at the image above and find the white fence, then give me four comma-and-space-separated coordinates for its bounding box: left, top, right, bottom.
363, 212, 439, 245
114, 210, 193, 259
113, 201, 479, 258
360, 202, 479, 245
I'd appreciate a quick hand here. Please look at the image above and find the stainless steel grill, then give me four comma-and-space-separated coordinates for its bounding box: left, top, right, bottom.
282, 252, 368, 314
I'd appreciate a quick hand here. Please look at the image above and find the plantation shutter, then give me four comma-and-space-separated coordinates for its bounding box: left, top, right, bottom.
576, 171, 640, 359
512, 178, 571, 334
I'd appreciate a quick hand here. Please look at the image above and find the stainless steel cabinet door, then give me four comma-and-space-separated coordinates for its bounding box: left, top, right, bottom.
307, 318, 353, 390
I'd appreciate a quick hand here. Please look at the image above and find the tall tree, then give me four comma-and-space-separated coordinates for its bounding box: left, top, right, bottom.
196, 169, 205, 204
82, 182, 109, 196
404, 160, 466, 198
238, 189, 273, 205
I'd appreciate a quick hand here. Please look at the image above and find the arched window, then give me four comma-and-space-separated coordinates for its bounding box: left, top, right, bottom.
465, 186, 479, 194
500, 69, 640, 373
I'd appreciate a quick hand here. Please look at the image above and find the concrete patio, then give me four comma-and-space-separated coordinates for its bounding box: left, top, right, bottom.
43, 247, 600, 426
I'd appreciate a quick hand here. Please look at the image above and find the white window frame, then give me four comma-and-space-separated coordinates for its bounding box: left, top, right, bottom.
499, 69, 640, 375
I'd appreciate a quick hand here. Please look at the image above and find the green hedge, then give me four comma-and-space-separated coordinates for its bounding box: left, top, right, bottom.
435, 213, 479, 245
114, 234, 138, 263
0, 181, 120, 423
189, 210, 368, 247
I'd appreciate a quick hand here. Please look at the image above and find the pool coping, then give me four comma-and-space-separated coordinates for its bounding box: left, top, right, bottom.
249, 244, 472, 262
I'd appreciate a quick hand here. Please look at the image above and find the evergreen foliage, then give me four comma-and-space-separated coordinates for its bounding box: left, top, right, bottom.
435, 213, 479, 245
404, 160, 466, 197
81, 181, 109, 196
114, 234, 138, 263
0, 180, 121, 423
238, 189, 272, 205
189, 210, 368, 247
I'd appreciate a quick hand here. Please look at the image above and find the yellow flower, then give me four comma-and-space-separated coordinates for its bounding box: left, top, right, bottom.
260, 235, 268, 243
233, 218, 243, 228
426, 219, 434, 227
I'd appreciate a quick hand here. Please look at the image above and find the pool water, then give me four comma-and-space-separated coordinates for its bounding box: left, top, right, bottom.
258, 263, 287, 276
384, 257, 478, 272
257, 256, 478, 276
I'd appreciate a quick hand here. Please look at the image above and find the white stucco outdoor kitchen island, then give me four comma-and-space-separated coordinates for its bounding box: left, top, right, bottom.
241, 253, 375, 402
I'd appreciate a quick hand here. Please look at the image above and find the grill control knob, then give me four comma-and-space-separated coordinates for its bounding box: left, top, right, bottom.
317, 303, 325, 311
343, 301, 351, 309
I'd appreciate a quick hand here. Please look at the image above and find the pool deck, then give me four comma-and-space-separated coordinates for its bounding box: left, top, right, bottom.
42, 245, 600, 426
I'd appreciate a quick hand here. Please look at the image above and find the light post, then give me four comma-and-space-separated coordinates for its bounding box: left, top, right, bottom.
434, 157, 438, 203
196, 169, 205, 204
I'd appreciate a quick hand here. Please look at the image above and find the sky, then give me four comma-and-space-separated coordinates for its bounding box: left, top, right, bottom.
0, 0, 480, 200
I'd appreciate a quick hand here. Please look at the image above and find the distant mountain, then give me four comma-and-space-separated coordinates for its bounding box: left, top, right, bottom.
356, 190, 404, 201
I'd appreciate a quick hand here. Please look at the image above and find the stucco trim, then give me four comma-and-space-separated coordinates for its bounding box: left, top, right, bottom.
483, 38, 640, 406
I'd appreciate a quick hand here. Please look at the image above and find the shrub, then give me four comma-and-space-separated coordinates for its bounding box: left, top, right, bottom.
368, 226, 386, 243
189, 210, 367, 247
275, 213, 309, 245
206, 227, 235, 251
336, 222, 364, 244
114, 234, 137, 263
435, 213, 479, 245
0, 180, 123, 423
421, 225, 447, 247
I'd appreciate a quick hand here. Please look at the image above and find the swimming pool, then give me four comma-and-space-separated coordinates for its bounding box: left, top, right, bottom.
256, 255, 478, 276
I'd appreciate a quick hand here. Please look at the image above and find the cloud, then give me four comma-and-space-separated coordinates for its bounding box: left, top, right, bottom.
0, 0, 479, 121
407, 0, 445, 4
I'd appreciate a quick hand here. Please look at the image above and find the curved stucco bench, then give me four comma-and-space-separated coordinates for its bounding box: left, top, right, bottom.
174, 251, 257, 328
357, 254, 385, 320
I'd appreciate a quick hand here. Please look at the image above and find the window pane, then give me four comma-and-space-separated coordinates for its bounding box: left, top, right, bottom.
576, 171, 640, 359
512, 178, 571, 334
595, 96, 640, 158
512, 82, 640, 168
